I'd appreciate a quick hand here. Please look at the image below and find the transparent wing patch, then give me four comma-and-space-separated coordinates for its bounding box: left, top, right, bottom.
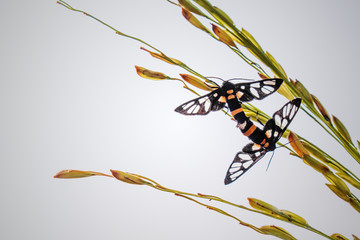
174, 90, 224, 115
270, 98, 301, 141
174, 78, 283, 115
225, 98, 301, 184
224, 143, 267, 185
235, 78, 283, 102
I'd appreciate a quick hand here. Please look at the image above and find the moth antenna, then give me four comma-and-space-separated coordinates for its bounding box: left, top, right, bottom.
266, 151, 275, 171
205, 76, 224, 84
227, 77, 255, 82
274, 138, 300, 150
203, 81, 219, 89
204, 76, 222, 88
206, 76, 225, 81
268, 138, 300, 171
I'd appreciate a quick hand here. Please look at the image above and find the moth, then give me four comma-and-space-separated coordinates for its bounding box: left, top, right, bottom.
224, 98, 302, 184
175, 78, 283, 116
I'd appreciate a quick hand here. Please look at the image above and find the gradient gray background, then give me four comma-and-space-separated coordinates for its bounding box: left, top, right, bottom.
1, 0, 360, 239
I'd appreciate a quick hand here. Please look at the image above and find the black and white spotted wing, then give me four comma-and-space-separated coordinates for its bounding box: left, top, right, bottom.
234, 79, 283, 102
270, 98, 302, 145
174, 89, 224, 115
224, 98, 302, 185
175, 78, 283, 116
224, 143, 267, 184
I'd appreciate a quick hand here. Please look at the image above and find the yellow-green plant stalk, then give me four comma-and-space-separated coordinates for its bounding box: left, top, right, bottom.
54, 169, 337, 239
140, 47, 183, 65
134, 66, 210, 96
288, 134, 360, 212
56, 0, 360, 238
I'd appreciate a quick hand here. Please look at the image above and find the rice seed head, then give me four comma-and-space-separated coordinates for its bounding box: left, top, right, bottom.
213, 6, 234, 25
181, 8, 210, 33
266, 51, 288, 79
288, 131, 310, 158
224, 29, 246, 47
301, 142, 342, 172
332, 115, 353, 144
241, 28, 263, 51
326, 184, 350, 202
135, 66, 169, 80
180, 74, 213, 91
258, 72, 268, 80
279, 210, 308, 225
53, 169, 96, 178
259, 225, 296, 240
349, 198, 360, 213
111, 170, 151, 185
277, 84, 295, 100
178, 0, 205, 16
311, 94, 331, 122
353, 234, 360, 240
330, 233, 349, 240
293, 79, 313, 105
302, 155, 331, 175
212, 24, 236, 47
248, 198, 281, 215
336, 172, 360, 190
325, 172, 351, 196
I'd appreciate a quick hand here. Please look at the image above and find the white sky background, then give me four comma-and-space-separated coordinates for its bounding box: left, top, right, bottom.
1, 0, 360, 239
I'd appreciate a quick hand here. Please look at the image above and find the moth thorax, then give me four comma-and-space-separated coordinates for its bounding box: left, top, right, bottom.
227, 94, 235, 100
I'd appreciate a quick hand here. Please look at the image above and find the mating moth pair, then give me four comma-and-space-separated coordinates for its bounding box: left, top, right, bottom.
175, 78, 301, 184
